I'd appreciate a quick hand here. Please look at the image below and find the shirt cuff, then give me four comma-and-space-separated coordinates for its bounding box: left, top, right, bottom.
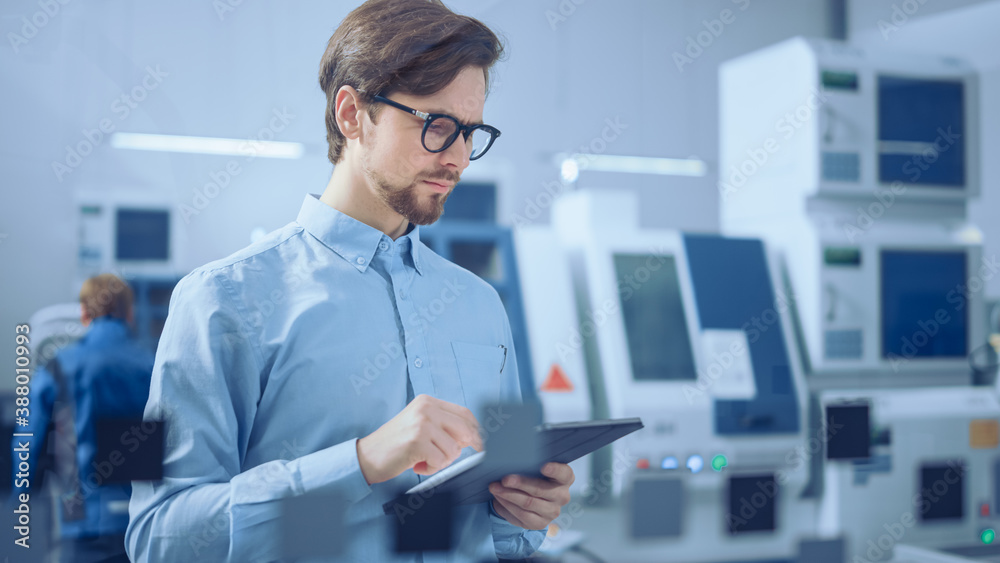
488, 499, 547, 559
296, 437, 373, 504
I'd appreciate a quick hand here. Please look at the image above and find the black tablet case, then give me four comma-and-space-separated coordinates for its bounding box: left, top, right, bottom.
383, 417, 644, 513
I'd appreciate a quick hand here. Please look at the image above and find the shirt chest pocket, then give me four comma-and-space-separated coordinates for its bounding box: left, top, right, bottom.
450, 341, 506, 414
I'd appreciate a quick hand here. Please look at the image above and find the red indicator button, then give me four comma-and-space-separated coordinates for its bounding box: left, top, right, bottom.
637, 458, 650, 470
982, 503, 991, 517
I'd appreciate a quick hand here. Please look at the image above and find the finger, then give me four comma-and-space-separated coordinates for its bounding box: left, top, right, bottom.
438, 409, 484, 451
492, 492, 552, 530
413, 394, 477, 427
440, 408, 482, 447
541, 463, 575, 486
499, 474, 566, 504
489, 482, 560, 521
432, 398, 481, 429
413, 425, 458, 474
491, 495, 533, 529
426, 424, 464, 467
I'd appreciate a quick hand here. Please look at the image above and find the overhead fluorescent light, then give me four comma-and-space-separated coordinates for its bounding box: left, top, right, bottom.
110, 132, 304, 159
560, 153, 707, 178
560, 158, 580, 183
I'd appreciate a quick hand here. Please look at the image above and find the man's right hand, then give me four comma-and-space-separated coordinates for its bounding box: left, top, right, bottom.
356, 394, 483, 485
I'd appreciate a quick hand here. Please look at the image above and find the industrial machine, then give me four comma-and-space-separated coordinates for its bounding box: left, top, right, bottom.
718, 36, 979, 205
719, 37, 994, 563
819, 387, 1000, 561
727, 210, 984, 388
75, 188, 184, 285
519, 189, 817, 562
719, 37, 984, 387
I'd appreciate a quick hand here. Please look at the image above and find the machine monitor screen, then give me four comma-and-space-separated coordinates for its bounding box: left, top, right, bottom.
919, 461, 964, 521
116, 208, 170, 261
878, 76, 965, 187
881, 250, 967, 359
825, 403, 870, 460
613, 254, 696, 381
727, 474, 777, 534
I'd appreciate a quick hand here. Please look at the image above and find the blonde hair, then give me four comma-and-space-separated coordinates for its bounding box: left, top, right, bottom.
79, 273, 133, 321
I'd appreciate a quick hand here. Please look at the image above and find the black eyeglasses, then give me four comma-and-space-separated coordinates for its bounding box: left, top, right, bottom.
371, 95, 501, 160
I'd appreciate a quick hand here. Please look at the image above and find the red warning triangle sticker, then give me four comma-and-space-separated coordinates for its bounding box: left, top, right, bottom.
541, 364, 573, 392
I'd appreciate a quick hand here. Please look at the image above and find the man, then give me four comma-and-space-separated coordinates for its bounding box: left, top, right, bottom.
13, 274, 153, 563
125, 1, 573, 561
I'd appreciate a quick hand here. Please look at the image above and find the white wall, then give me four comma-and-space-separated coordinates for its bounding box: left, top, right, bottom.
970, 67, 1000, 301
848, 0, 997, 50
0, 0, 828, 390
487, 0, 829, 229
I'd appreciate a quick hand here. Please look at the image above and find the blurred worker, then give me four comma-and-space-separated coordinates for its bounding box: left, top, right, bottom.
126, 0, 572, 561
12, 273, 153, 562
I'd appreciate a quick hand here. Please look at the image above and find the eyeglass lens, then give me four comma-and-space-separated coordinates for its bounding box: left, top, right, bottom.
423, 116, 493, 159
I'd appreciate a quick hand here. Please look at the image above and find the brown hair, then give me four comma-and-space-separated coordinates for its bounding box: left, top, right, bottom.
319, 0, 505, 164
79, 273, 133, 321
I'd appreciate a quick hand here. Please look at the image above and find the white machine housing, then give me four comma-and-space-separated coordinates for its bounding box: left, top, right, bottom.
719, 36, 979, 216
719, 38, 984, 383
514, 225, 593, 496
75, 188, 184, 285
819, 387, 1000, 560
27, 303, 86, 368
736, 204, 983, 385
551, 190, 815, 561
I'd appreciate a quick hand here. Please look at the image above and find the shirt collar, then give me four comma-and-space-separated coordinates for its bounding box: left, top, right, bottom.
296, 194, 423, 275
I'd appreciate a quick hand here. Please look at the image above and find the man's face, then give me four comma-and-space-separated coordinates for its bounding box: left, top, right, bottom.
360, 65, 486, 225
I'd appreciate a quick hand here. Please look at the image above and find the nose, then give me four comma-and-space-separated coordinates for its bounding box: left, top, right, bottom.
438, 132, 471, 171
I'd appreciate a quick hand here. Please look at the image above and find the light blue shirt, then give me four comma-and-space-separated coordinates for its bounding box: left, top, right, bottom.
126, 194, 546, 562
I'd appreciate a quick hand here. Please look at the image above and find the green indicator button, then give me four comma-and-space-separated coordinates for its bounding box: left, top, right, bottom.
982, 529, 995, 544
712, 455, 728, 472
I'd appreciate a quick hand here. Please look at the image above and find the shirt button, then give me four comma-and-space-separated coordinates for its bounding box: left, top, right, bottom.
356, 257, 366, 265
414, 357, 423, 368
379, 242, 389, 251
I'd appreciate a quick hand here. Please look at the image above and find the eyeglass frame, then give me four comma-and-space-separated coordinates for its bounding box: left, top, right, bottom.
369, 94, 501, 161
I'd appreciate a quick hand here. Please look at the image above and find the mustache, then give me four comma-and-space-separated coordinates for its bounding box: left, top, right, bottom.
420, 170, 461, 185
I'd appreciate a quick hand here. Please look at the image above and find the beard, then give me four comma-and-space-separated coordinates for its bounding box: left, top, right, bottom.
366, 166, 460, 226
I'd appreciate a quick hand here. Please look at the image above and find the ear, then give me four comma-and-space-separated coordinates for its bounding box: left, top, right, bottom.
335, 85, 367, 142
80, 308, 92, 328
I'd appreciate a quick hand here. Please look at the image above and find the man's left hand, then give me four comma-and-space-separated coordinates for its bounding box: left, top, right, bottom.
489, 462, 574, 530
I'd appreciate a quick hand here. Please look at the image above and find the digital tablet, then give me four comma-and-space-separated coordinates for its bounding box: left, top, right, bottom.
382, 417, 644, 513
